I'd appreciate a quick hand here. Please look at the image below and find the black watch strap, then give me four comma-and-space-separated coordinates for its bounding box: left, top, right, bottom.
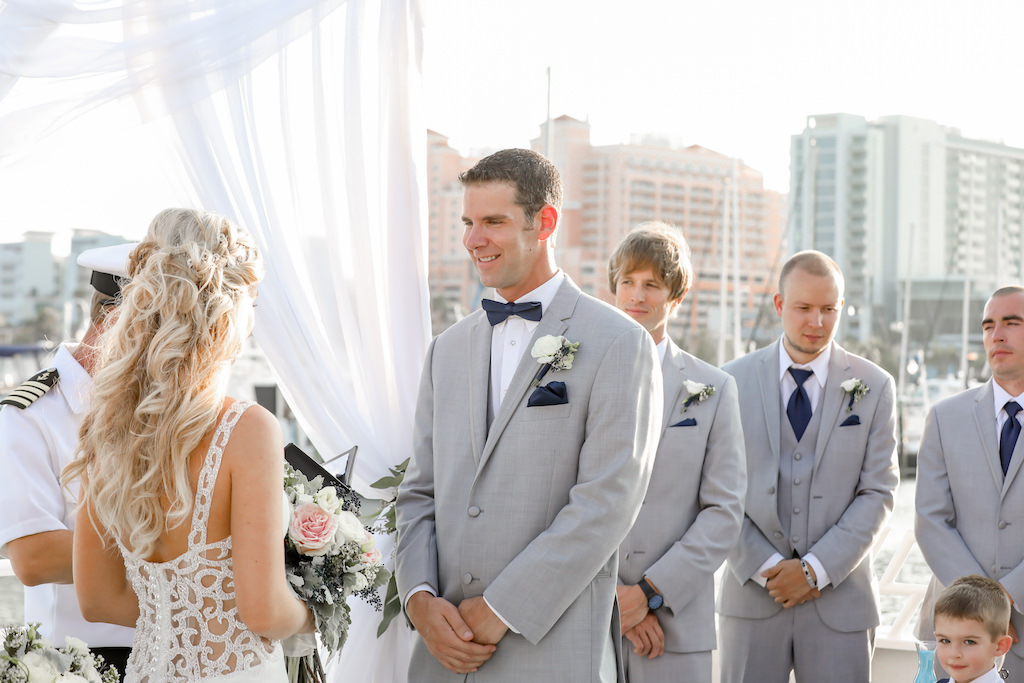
639, 577, 663, 610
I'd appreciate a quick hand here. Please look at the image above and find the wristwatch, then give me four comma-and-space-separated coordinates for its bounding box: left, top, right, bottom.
639, 577, 663, 610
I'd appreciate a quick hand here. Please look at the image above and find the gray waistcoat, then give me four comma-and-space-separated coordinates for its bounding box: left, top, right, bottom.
778, 398, 823, 557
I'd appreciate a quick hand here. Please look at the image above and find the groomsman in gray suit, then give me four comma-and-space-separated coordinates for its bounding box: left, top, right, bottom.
396, 148, 662, 682
916, 285, 1024, 681
610, 224, 746, 682
718, 250, 899, 683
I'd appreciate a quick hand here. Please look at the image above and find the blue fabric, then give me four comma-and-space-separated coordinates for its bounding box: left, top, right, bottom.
481, 299, 543, 326
840, 414, 861, 427
669, 418, 698, 427
1001, 401, 1022, 475
527, 381, 567, 407
787, 368, 814, 441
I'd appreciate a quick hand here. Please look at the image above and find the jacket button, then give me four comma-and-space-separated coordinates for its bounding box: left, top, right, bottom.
999, 520, 1009, 529
768, 487, 776, 495
463, 573, 473, 585
468, 506, 481, 517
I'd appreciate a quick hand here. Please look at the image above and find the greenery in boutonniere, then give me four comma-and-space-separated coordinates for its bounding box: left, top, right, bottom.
840, 378, 869, 412
530, 335, 580, 387
682, 380, 715, 412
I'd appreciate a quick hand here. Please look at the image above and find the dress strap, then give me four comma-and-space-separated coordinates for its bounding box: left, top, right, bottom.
188, 400, 256, 548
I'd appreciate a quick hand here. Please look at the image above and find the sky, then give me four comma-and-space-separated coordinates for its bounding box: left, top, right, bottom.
1, 0, 1022, 240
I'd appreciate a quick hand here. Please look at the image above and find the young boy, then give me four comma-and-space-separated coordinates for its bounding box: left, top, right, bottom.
934, 575, 1013, 683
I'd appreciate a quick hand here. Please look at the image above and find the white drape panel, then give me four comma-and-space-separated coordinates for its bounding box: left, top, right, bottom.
0, 1, 426, 680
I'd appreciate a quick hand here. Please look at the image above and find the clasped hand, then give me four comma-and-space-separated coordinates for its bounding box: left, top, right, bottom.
762, 559, 821, 608
406, 592, 498, 674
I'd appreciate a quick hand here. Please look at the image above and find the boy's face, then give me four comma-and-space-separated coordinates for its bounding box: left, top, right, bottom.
935, 615, 1012, 683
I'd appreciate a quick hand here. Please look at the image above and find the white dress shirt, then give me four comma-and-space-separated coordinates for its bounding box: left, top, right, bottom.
992, 381, 1024, 442
489, 272, 566, 416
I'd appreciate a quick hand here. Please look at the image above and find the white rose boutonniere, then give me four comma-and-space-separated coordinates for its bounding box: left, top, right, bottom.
682, 380, 716, 412
840, 378, 869, 412
530, 334, 580, 386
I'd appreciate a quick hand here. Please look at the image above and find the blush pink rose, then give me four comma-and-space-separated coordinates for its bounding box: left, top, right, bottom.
289, 502, 338, 556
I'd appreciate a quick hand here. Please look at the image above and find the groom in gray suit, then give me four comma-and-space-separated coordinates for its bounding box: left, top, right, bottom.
718, 250, 899, 683
916, 285, 1024, 681
396, 148, 662, 681
609, 224, 746, 682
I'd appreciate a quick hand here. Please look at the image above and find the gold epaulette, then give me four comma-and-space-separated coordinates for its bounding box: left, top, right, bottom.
1, 367, 60, 409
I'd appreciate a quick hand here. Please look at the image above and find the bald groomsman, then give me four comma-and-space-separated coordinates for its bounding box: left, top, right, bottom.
719, 250, 899, 683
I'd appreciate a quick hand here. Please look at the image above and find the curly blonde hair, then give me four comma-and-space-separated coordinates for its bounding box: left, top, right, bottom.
64, 208, 264, 558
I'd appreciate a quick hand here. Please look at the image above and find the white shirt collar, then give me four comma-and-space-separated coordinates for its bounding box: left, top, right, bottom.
656, 338, 668, 365
992, 379, 1024, 420
491, 270, 564, 313
53, 343, 92, 415
778, 337, 831, 389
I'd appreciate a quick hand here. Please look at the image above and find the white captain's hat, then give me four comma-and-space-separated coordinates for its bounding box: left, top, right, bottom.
76, 241, 139, 299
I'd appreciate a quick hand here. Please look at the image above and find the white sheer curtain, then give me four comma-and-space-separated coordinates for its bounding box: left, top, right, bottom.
0, 1, 426, 680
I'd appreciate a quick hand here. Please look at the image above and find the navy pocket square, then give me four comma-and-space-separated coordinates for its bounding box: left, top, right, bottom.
527, 381, 568, 407
670, 417, 698, 427
840, 415, 861, 427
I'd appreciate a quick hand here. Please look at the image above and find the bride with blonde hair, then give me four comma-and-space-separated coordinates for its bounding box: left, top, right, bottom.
65, 208, 312, 682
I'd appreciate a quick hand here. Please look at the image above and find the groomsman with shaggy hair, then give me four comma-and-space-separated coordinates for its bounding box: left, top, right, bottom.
609, 223, 746, 682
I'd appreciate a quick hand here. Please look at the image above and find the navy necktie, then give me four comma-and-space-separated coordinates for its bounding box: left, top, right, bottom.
481, 299, 543, 326
1000, 401, 1022, 475
787, 368, 814, 441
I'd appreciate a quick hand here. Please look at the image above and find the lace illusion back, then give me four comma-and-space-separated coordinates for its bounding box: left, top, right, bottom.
120, 400, 283, 682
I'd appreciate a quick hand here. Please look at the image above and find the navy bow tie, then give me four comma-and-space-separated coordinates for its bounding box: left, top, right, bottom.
481, 299, 543, 326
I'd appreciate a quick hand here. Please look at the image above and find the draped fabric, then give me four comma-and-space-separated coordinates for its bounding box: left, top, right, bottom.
0, 1, 427, 680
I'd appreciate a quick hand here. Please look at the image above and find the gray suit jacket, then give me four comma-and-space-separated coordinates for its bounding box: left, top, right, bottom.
396, 277, 662, 682
915, 380, 1024, 658
618, 340, 745, 654
718, 340, 899, 632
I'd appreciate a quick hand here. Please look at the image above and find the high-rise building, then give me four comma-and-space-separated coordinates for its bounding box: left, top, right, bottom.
790, 113, 1024, 351
0, 231, 59, 327
427, 118, 787, 359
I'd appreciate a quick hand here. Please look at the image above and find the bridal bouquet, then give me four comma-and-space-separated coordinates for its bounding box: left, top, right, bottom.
283, 461, 390, 681
0, 623, 118, 683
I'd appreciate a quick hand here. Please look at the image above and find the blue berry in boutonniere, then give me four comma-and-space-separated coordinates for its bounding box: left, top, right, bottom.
530, 335, 580, 387
840, 378, 869, 412
682, 380, 715, 412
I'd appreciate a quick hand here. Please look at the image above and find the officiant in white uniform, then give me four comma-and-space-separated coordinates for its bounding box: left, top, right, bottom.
0, 243, 137, 677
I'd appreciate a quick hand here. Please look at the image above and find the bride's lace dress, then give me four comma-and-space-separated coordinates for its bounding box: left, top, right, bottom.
119, 400, 286, 682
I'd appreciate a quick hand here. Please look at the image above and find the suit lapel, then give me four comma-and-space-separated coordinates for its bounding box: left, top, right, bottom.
972, 381, 1007, 491
661, 341, 687, 434
813, 344, 848, 470
756, 340, 782, 466
467, 313, 492, 463
476, 280, 579, 476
